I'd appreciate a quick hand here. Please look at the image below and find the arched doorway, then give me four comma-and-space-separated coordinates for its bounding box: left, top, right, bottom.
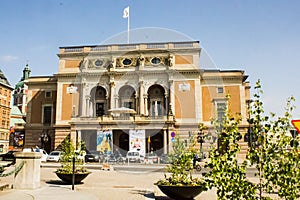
119, 132, 129, 156
147, 130, 164, 155
147, 85, 166, 117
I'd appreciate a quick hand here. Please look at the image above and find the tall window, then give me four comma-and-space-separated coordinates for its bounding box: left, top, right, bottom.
151, 100, 163, 116
217, 103, 226, 122
124, 101, 133, 109
43, 106, 52, 124
96, 103, 105, 117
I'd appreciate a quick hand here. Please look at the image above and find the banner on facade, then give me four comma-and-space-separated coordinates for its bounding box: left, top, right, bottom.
96, 130, 113, 154
129, 129, 145, 156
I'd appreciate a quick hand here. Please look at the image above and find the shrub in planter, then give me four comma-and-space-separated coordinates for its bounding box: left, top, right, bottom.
155, 136, 207, 199
55, 138, 90, 183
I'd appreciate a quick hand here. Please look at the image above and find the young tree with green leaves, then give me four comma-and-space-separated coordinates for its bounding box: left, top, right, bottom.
205, 106, 257, 199
248, 80, 300, 200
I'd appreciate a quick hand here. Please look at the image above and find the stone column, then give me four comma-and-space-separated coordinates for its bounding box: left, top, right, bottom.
139, 81, 144, 115
164, 93, 168, 115
163, 129, 168, 154
144, 94, 148, 116
115, 95, 119, 108
110, 82, 115, 110
14, 152, 41, 189
85, 95, 90, 116
169, 80, 175, 115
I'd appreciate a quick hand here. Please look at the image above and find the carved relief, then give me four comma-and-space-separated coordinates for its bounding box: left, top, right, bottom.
114, 56, 169, 68
87, 58, 112, 69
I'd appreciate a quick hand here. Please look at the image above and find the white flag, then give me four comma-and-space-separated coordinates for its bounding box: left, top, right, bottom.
123, 6, 129, 18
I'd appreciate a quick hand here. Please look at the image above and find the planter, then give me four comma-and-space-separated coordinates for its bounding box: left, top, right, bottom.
157, 185, 204, 200
55, 172, 90, 184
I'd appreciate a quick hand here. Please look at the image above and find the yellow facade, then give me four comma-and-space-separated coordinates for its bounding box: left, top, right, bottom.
25, 41, 250, 155
0, 75, 14, 152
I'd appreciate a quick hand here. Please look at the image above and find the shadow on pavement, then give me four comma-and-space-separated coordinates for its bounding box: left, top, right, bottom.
154, 196, 173, 200
46, 180, 84, 186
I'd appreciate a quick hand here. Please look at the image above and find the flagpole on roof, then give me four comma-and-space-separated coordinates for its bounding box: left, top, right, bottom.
123, 6, 130, 44
128, 8, 130, 44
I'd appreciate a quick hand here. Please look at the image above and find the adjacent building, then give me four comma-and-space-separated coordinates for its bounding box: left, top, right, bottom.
24, 41, 251, 155
0, 70, 14, 152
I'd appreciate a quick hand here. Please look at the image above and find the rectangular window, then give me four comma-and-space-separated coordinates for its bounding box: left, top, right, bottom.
96, 103, 105, 117
43, 106, 52, 124
2, 120, 5, 127
217, 87, 224, 94
151, 101, 163, 116
217, 103, 226, 122
124, 102, 133, 109
45, 91, 52, 98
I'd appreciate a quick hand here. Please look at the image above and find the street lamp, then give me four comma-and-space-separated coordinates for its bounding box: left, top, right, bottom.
40, 131, 49, 149
246, 99, 253, 147
197, 129, 205, 160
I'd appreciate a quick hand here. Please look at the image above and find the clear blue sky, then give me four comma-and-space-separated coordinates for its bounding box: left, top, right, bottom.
1, 1, 300, 118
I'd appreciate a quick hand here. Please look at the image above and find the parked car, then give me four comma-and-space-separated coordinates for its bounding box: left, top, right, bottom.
0, 150, 17, 162
89, 150, 105, 162
104, 152, 126, 164
46, 151, 62, 162
160, 154, 170, 164
145, 152, 159, 163
23, 148, 48, 162
104, 153, 117, 163
40, 149, 48, 162
126, 151, 143, 163
84, 150, 100, 162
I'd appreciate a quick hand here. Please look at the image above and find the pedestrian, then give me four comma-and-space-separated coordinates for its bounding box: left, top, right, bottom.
35, 146, 40, 152
193, 153, 199, 167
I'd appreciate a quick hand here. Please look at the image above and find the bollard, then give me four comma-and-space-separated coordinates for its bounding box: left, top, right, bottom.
72, 156, 75, 190
13, 152, 41, 189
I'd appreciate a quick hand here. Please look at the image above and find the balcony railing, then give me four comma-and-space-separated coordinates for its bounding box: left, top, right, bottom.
97, 114, 173, 123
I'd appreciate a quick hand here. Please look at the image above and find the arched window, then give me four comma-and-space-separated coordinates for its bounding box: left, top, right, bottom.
147, 85, 166, 117
118, 86, 136, 110
91, 86, 107, 117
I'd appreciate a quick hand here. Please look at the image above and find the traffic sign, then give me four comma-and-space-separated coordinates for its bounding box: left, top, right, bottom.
291, 120, 300, 134
171, 131, 175, 138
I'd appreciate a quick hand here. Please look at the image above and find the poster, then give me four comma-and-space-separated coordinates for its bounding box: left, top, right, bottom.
129, 129, 145, 156
96, 130, 113, 154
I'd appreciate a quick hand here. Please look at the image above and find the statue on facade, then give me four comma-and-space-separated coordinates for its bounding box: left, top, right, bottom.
138, 54, 145, 68
168, 54, 174, 67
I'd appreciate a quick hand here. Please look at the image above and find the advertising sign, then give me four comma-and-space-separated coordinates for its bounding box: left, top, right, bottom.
129, 129, 145, 156
96, 130, 113, 154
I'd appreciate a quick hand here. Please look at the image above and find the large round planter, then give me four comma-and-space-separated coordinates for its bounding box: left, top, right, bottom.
157, 185, 204, 200
55, 172, 90, 184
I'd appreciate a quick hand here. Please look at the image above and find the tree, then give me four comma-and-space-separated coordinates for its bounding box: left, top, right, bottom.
205, 104, 257, 199
248, 80, 300, 200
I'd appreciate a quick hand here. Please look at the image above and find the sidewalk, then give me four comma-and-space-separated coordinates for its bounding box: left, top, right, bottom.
0, 166, 217, 200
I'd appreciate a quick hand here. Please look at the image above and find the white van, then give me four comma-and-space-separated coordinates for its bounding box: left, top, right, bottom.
22, 148, 48, 162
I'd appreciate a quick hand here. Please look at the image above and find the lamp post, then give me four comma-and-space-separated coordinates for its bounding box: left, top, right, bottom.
197, 129, 204, 160
40, 131, 49, 150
